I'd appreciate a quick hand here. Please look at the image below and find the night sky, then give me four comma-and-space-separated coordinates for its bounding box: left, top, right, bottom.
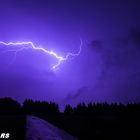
0, 0, 140, 110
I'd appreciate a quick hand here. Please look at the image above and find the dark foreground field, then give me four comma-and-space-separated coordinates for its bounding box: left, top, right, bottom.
0, 115, 26, 140
0, 114, 140, 140
39, 113, 140, 140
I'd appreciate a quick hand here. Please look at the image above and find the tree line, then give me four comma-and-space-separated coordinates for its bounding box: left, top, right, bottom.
0, 97, 140, 115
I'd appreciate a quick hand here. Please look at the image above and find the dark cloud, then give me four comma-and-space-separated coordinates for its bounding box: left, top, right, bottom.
65, 86, 88, 101
87, 28, 140, 103
90, 28, 140, 68
129, 28, 140, 48
89, 40, 103, 51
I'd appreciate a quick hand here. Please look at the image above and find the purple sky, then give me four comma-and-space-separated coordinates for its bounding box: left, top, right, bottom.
0, 0, 140, 109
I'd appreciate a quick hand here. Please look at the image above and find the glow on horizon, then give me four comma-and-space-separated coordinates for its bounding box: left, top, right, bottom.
0, 39, 82, 70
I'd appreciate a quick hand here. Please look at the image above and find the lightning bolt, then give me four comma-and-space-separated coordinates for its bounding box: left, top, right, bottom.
0, 39, 82, 70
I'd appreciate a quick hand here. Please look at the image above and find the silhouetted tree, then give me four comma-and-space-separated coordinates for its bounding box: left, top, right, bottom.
64, 105, 73, 115
0, 97, 21, 115
22, 99, 60, 116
